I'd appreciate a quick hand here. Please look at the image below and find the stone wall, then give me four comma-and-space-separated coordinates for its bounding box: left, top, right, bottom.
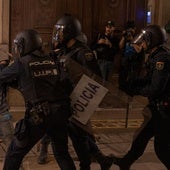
0, 0, 10, 60
148, 0, 170, 47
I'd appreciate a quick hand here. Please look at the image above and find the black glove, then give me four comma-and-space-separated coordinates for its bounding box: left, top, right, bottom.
120, 80, 141, 97
122, 86, 134, 97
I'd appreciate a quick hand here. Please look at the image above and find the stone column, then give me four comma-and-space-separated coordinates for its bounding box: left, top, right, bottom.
0, 0, 10, 60
160, 0, 170, 47
148, 0, 170, 47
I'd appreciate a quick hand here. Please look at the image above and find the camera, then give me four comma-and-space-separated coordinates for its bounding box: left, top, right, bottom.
123, 29, 133, 37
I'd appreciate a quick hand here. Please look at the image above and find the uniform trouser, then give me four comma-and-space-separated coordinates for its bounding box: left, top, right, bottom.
154, 106, 170, 169
154, 141, 170, 169
3, 103, 76, 170
68, 122, 101, 170
40, 121, 100, 170
98, 60, 114, 82
68, 122, 92, 170
123, 105, 154, 163
118, 65, 129, 89
87, 134, 100, 156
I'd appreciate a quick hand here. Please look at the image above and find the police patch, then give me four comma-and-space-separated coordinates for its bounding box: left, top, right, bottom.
156, 62, 164, 70
85, 52, 93, 61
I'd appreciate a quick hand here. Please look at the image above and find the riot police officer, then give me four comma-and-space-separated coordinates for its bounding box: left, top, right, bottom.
38, 14, 113, 170
1, 29, 76, 170
113, 25, 170, 169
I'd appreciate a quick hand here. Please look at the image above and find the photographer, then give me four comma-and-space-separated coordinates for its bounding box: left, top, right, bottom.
118, 20, 145, 90
91, 20, 119, 83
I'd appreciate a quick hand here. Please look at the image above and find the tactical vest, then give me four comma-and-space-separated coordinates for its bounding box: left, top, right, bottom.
28, 54, 70, 103
150, 47, 170, 99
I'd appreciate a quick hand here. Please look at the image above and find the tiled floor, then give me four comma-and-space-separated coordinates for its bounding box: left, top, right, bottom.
0, 81, 164, 169
92, 119, 143, 129
0, 129, 166, 170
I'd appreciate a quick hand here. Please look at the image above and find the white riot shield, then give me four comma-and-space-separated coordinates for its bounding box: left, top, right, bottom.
70, 74, 108, 124
63, 56, 135, 132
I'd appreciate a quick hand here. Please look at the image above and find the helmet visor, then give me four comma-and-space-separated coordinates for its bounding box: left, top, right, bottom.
52, 24, 64, 43
13, 38, 23, 56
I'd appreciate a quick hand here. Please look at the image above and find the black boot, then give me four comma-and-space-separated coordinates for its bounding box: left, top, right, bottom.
37, 143, 49, 164
95, 152, 113, 170
112, 154, 135, 170
113, 157, 130, 170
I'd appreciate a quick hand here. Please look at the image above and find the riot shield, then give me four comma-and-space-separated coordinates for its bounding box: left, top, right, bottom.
64, 56, 134, 133
70, 74, 108, 125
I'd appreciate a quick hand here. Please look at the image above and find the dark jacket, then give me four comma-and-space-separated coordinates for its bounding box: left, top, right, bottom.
91, 33, 119, 62
132, 46, 170, 100
56, 40, 101, 85
0, 50, 71, 104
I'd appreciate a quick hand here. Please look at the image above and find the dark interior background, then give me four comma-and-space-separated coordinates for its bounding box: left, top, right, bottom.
10, 0, 147, 51
8, 0, 148, 107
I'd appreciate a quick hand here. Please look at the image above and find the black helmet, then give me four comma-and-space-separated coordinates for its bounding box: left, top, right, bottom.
76, 32, 87, 44
52, 14, 81, 44
165, 20, 170, 33
14, 29, 42, 57
133, 25, 167, 50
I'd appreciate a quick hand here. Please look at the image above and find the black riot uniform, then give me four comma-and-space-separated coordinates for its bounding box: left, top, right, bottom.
2, 29, 76, 170
38, 39, 106, 169
50, 14, 113, 170
139, 46, 170, 168
56, 39, 110, 170
91, 20, 119, 82
113, 25, 170, 170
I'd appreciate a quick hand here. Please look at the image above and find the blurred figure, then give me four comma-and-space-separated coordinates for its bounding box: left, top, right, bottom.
91, 20, 119, 83
118, 20, 145, 90
0, 58, 14, 148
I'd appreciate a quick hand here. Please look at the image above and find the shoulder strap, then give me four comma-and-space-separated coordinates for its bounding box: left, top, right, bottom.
57, 47, 82, 63
65, 47, 82, 59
